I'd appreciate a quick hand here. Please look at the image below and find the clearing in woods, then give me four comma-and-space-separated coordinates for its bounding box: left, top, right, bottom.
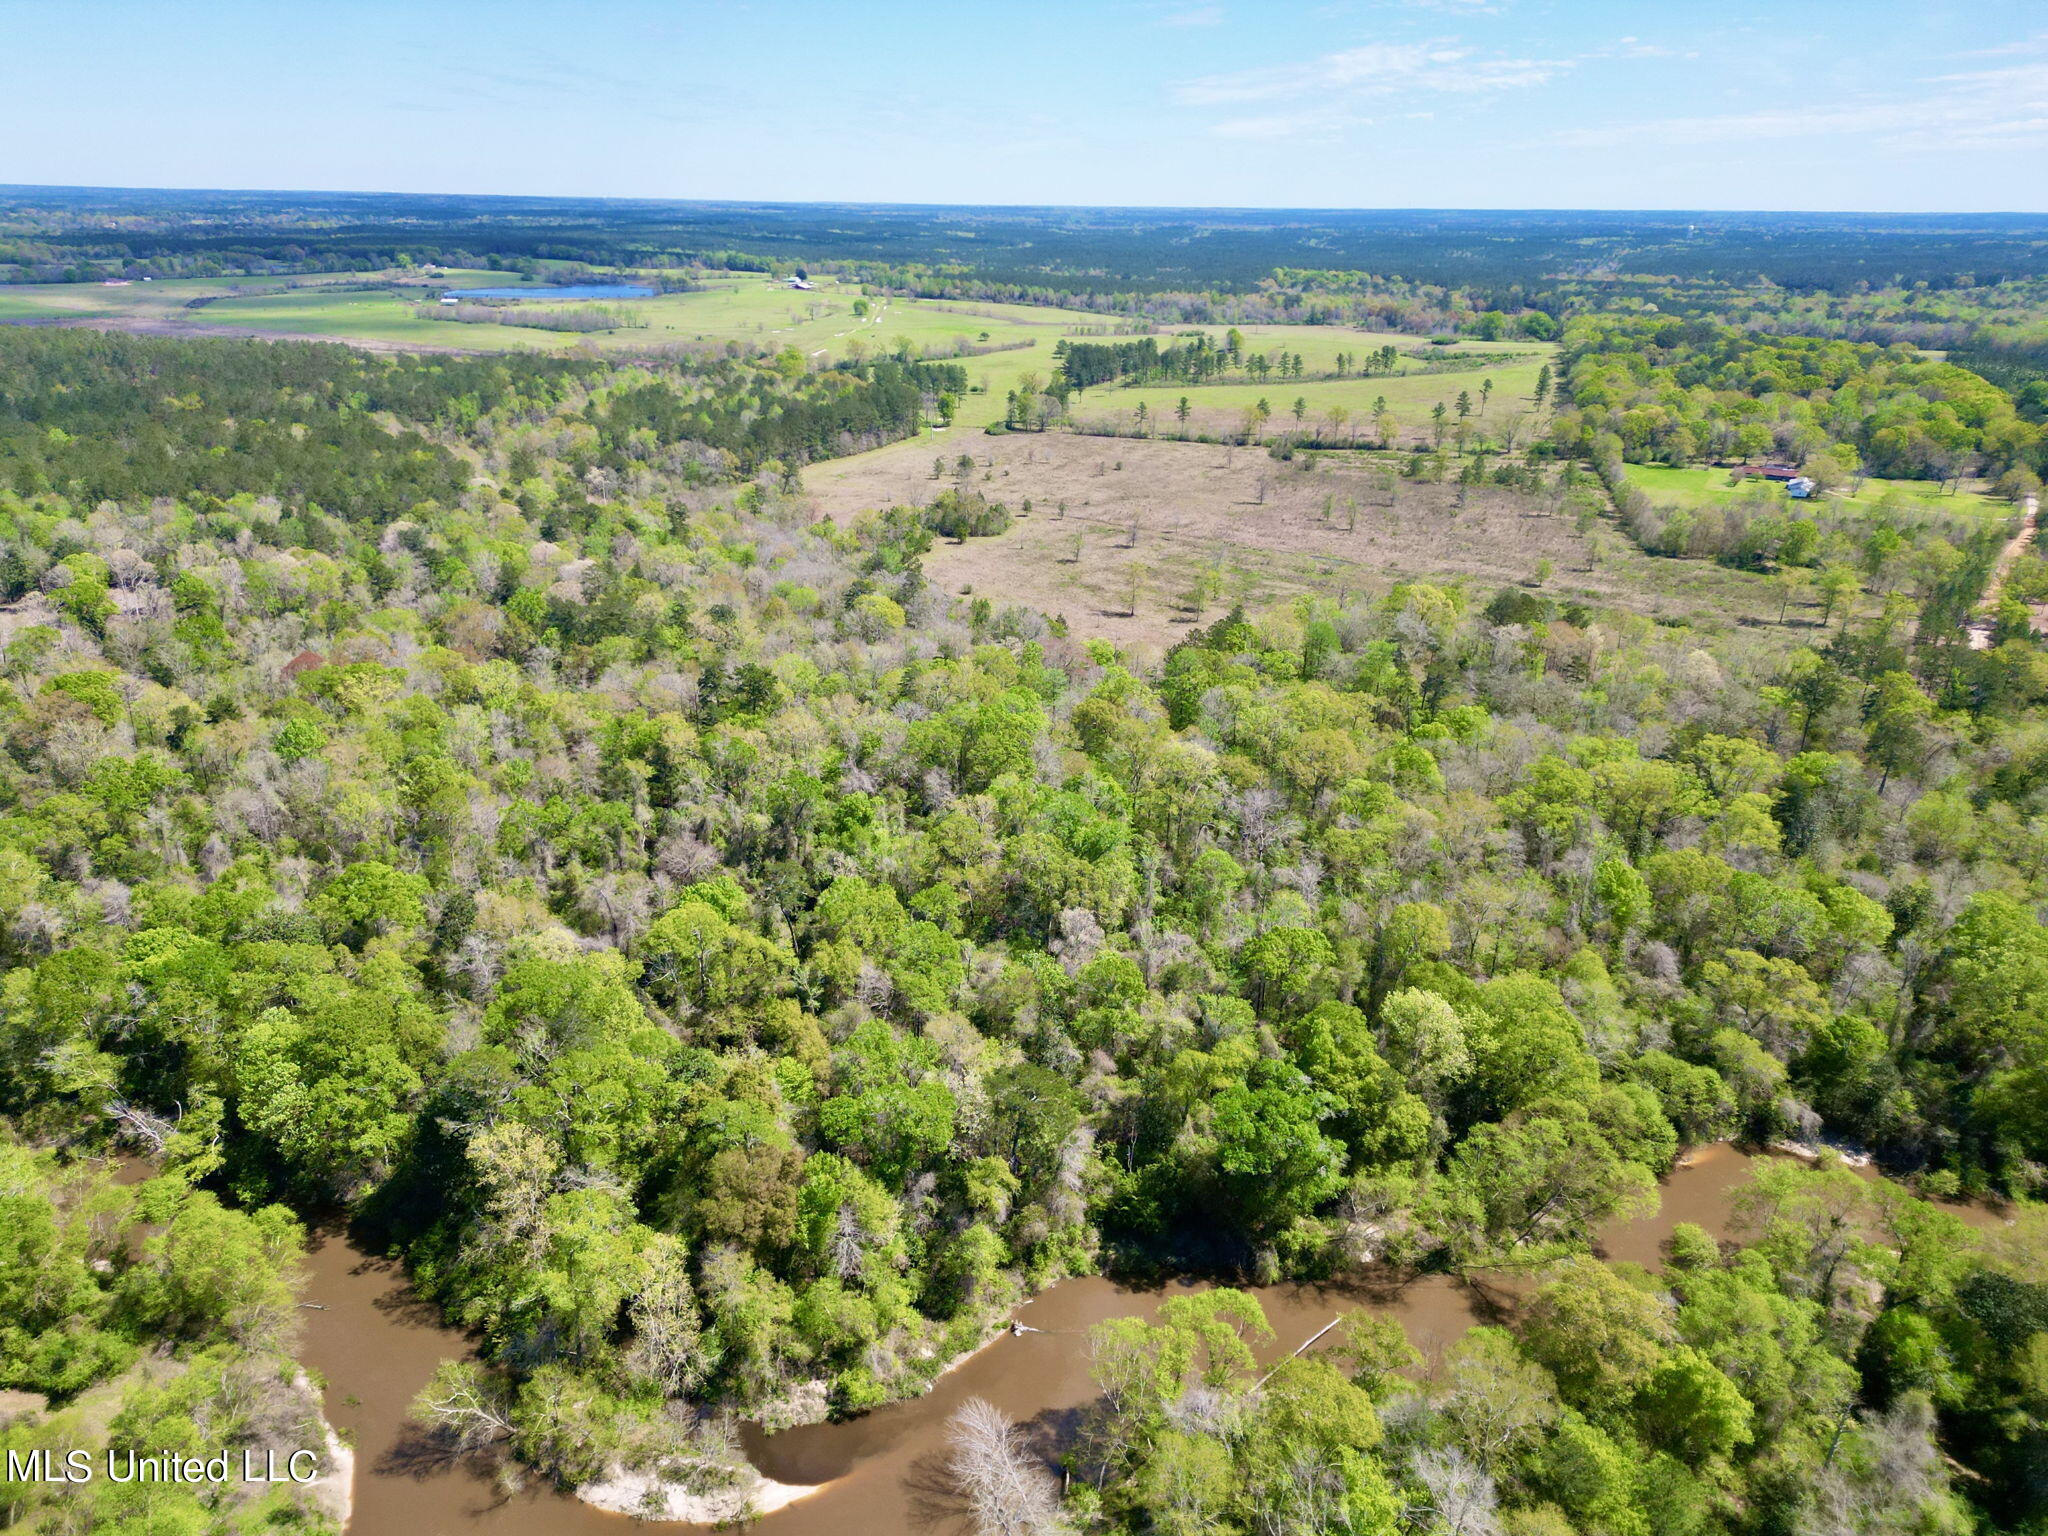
1621, 462, 2006, 520
1065, 338, 1554, 449
806, 433, 1785, 659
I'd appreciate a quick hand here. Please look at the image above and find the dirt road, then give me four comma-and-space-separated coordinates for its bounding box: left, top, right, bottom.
1966, 493, 2040, 650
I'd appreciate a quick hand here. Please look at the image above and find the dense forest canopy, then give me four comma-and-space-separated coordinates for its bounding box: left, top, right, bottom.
1554, 317, 2043, 482
3, 197, 2048, 1536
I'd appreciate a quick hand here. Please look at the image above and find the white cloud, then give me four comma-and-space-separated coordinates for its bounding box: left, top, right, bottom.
1592, 36, 1685, 60
1175, 39, 1568, 109
1555, 59, 2048, 152
1212, 108, 1370, 141
1957, 30, 2048, 58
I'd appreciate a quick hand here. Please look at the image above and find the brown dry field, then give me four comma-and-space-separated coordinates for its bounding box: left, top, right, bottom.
805, 433, 1784, 660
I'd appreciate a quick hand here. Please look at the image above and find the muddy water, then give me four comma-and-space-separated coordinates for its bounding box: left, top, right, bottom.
301, 1146, 1993, 1536
1595, 1139, 1761, 1270
738, 1271, 1486, 1536
297, 1235, 635, 1536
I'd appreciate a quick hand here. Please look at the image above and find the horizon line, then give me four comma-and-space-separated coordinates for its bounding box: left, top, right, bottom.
4, 181, 2045, 221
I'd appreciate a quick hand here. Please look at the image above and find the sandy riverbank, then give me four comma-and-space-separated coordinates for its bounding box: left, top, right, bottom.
577, 1467, 817, 1523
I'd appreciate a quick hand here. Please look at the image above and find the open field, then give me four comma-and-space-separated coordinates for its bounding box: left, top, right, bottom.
0, 271, 1105, 416
1067, 344, 1554, 447
0, 270, 1552, 442
0, 291, 109, 319
0, 271, 390, 323
0, 269, 634, 351
1171, 327, 1540, 374
807, 432, 1789, 659
182, 285, 575, 352
1625, 462, 2005, 520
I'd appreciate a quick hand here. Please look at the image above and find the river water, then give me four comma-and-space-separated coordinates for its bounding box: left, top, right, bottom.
294, 1145, 1999, 1536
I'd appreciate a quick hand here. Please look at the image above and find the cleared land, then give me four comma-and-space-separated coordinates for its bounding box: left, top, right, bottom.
1067, 339, 1553, 449
1625, 463, 2003, 520
807, 433, 1788, 659
0, 272, 1552, 444
0, 272, 1097, 409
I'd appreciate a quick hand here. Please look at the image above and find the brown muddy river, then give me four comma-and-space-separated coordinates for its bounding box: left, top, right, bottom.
296, 1144, 1999, 1536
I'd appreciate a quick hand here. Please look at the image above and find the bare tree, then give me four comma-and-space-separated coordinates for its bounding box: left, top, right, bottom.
1409, 1449, 1502, 1536
946, 1397, 1068, 1536
412, 1360, 516, 1453
625, 1241, 709, 1396
105, 1099, 178, 1156
1802, 1396, 1953, 1536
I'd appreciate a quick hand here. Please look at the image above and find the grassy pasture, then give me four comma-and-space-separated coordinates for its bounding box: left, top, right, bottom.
187, 286, 572, 351
1183, 326, 1539, 374
0, 270, 1558, 451
0, 271, 1114, 413
0, 271, 443, 322
1625, 463, 2005, 520
0, 290, 111, 319
187, 276, 1121, 388
1068, 346, 1555, 447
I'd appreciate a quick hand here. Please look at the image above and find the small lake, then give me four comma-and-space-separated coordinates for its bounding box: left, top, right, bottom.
445, 284, 654, 300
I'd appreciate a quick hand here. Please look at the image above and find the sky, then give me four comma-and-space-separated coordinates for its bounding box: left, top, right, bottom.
4, 0, 2046, 211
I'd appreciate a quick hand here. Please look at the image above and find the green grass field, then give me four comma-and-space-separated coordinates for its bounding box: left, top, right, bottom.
0, 272, 356, 320
0, 271, 1114, 420
183, 276, 1119, 381
1069, 346, 1554, 445
189, 286, 576, 351
0, 268, 1556, 447
1625, 463, 2004, 520
0, 288, 122, 319
1203, 326, 1540, 373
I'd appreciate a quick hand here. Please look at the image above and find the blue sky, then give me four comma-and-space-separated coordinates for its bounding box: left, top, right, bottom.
5, 0, 2045, 210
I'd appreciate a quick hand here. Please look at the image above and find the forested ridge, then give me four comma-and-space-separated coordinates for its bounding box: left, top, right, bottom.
3, 314, 2048, 1536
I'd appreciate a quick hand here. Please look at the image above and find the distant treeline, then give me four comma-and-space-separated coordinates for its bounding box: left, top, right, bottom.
8, 187, 2047, 297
